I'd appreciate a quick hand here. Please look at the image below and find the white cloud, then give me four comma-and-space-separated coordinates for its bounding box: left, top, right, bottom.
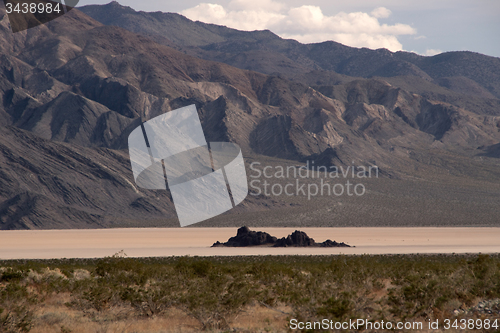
371, 7, 392, 19
182, 2, 285, 31
181, 1, 416, 51
228, 0, 284, 12
425, 49, 442, 56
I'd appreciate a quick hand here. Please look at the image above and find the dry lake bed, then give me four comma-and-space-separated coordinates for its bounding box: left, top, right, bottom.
1, 228, 499, 259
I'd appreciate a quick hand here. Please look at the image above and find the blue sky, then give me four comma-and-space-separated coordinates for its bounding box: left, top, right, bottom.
77, 0, 500, 57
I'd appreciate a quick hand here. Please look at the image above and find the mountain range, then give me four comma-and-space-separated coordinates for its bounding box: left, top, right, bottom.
0, 1, 499, 229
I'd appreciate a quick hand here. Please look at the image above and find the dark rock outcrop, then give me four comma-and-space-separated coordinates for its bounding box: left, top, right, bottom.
213, 226, 277, 247
320, 239, 351, 248
212, 227, 352, 248
274, 230, 316, 247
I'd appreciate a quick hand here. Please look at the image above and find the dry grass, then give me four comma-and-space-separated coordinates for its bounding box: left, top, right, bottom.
29, 294, 290, 333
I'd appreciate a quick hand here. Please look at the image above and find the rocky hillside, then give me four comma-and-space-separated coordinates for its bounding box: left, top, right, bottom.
0, 2, 499, 229
80, 2, 500, 100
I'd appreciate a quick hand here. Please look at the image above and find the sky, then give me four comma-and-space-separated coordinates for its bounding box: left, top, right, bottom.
77, 0, 500, 57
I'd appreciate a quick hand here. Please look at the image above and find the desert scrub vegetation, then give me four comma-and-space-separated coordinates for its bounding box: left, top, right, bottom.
0, 254, 499, 332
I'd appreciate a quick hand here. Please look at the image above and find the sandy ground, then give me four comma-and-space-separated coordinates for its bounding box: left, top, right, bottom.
0, 228, 499, 259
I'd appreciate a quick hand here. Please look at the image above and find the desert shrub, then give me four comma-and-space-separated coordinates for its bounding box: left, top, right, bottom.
37, 312, 69, 326
1, 282, 38, 308
95, 257, 142, 280
178, 262, 256, 331
68, 280, 120, 313
467, 254, 500, 298
317, 294, 353, 319
0, 269, 24, 283
121, 282, 177, 317
0, 306, 33, 333
82, 284, 115, 312
387, 276, 441, 318
0, 282, 35, 333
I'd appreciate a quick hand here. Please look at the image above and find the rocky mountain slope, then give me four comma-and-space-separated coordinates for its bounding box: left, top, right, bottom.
0, 2, 499, 229
80, 2, 500, 100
